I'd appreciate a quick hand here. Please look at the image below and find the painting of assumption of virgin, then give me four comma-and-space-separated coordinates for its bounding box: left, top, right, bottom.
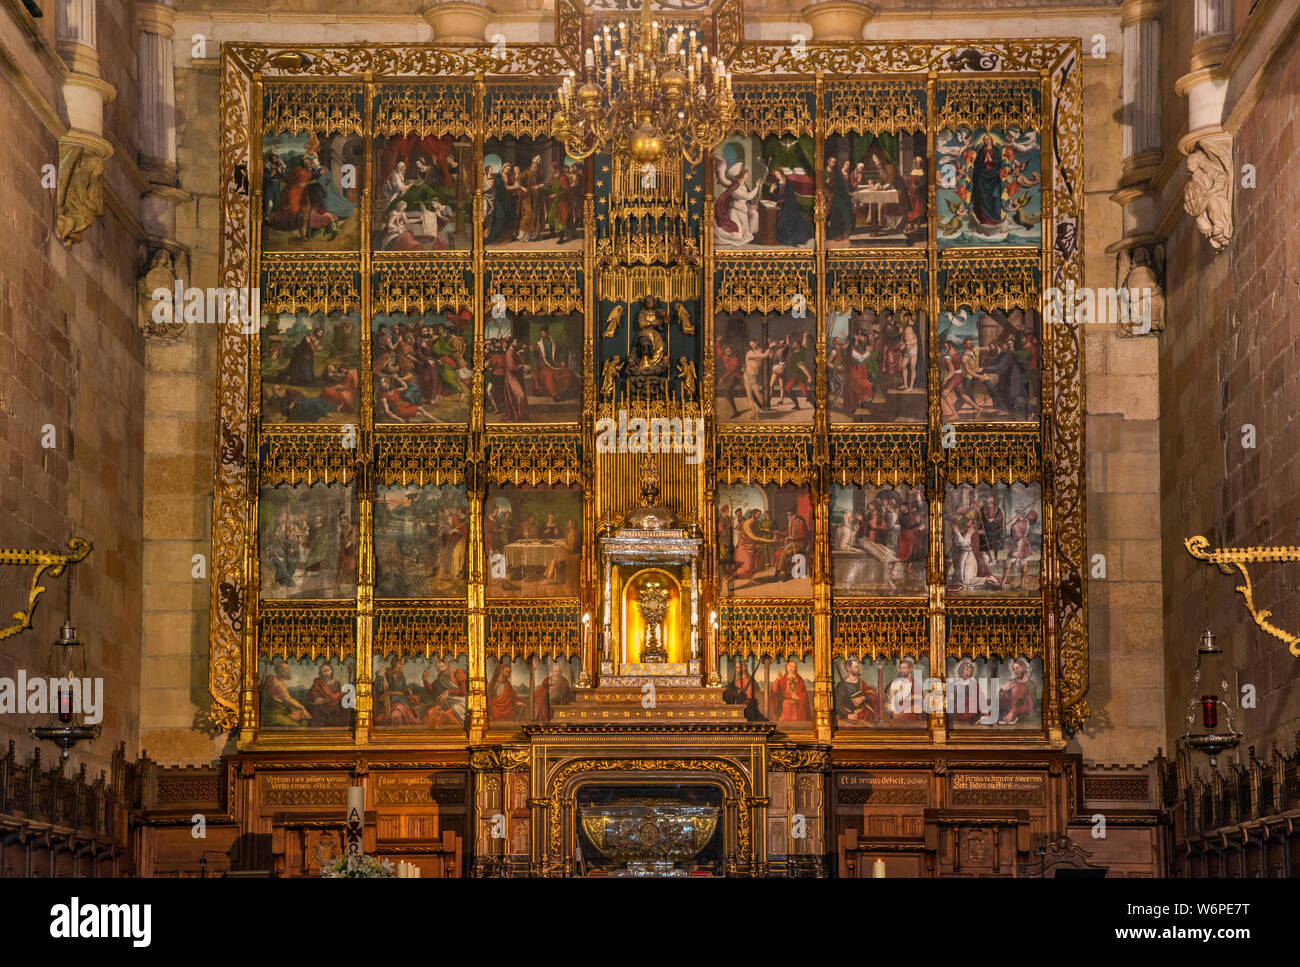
261, 311, 361, 425
485, 655, 582, 725
372, 653, 469, 729
937, 307, 1040, 422
373, 134, 473, 251
946, 655, 1043, 729
262, 131, 363, 251
711, 135, 816, 249
944, 482, 1042, 595
484, 311, 583, 423
482, 136, 585, 249
484, 486, 583, 598
827, 308, 927, 423
823, 132, 928, 248
830, 484, 927, 595
714, 312, 815, 423
372, 309, 473, 424
258, 656, 356, 730
258, 484, 359, 600
833, 656, 931, 729
716, 484, 814, 597
374, 484, 469, 598
936, 127, 1042, 248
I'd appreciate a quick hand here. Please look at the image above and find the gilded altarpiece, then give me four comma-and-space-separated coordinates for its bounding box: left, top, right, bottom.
211, 0, 1086, 876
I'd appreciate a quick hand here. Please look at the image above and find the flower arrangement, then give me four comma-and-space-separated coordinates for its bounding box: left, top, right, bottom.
320, 853, 395, 878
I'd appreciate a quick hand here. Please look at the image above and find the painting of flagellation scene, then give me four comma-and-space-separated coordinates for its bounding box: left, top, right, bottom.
718, 654, 815, 726
485, 655, 582, 725
715, 484, 814, 597
371, 310, 473, 424
485, 311, 583, 423
262, 131, 364, 251
258, 656, 357, 730
832, 655, 932, 728
944, 482, 1042, 594
936, 127, 1041, 248
482, 136, 586, 250
830, 484, 928, 596
373, 134, 473, 251
374, 484, 469, 598
261, 311, 361, 425
937, 307, 1041, 422
484, 486, 583, 598
372, 653, 469, 729
827, 308, 928, 423
714, 312, 815, 423
823, 132, 928, 248
945, 655, 1044, 729
710, 135, 817, 249
259, 484, 359, 600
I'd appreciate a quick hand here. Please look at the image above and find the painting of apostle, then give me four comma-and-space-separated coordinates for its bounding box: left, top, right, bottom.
372, 652, 469, 729
372, 309, 473, 424
258, 656, 356, 730
823, 132, 928, 247
710, 135, 816, 249
832, 656, 878, 727
716, 484, 814, 597
937, 307, 1040, 422
482, 136, 585, 249
714, 313, 815, 423
827, 308, 927, 423
259, 484, 359, 599
373, 134, 472, 251
830, 484, 927, 595
946, 656, 1042, 729
261, 311, 361, 425
374, 484, 468, 598
485, 655, 581, 725
936, 127, 1042, 247
833, 656, 930, 728
944, 482, 1042, 595
484, 311, 583, 423
768, 657, 814, 725
484, 486, 583, 598
262, 131, 362, 251
720, 654, 763, 721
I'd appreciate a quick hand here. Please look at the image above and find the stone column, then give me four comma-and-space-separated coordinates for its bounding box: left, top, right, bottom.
422, 1, 493, 44
801, 1, 874, 42
1120, 2, 1160, 171
1192, 0, 1234, 70
1176, 0, 1236, 250
54, 0, 115, 246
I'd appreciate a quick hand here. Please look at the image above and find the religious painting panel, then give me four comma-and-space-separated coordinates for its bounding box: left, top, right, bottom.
827, 308, 928, 423
936, 128, 1042, 248
945, 655, 1044, 730
718, 653, 815, 727
484, 310, 583, 423
373, 134, 473, 251
261, 310, 362, 425
937, 306, 1041, 422
714, 312, 815, 424
259, 483, 359, 600
485, 654, 582, 725
710, 135, 817, 249
832, 655, 931, 729
262, 131, 364, 251
257, 655, 357, 730
482, 136, 586, 249
944, 482, 1042, 595
372, 309, 473, 424
372, 652, 469, 729
830, 484, 927, 596
716, 483, 814, 597
374, 484, 470, 599
823, 132, 927, 249
484, 485, 583, 598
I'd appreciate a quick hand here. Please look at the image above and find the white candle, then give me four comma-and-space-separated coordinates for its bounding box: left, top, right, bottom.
585, 48, 594, 70
872, 858, 886, 878
346, 785, 364, 856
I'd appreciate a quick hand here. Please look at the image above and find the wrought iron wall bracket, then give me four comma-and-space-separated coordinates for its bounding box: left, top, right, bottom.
1185, 536, 1300, 655
0, 538, 92, 641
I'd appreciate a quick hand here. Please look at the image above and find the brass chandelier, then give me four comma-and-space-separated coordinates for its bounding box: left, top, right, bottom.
552, 0, 736, 165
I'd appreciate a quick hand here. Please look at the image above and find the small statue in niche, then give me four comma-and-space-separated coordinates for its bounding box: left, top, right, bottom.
627, 294, 668, 376
675, 356, 698, 402
602, 302, 624, 338
674, 301, 695, 335
600, 355, 624, 401
137, 247, 186, 339
1116, 243, 1165, 336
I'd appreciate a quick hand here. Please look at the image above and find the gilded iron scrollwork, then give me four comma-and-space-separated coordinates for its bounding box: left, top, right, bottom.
261, 431, 359, 487
936, 77, 1040, 133
831, 602, 928, 663
374, 605, 468, 658
827, 255, 927, 315
945, 602, 1044, 660
374, 83, 474, 140
260, 602, 356, 660
717, 601, 812, 659
485, 432, 583, 487
829, 429, 926, 488
715, 429, 815, 487
486, 602, 582, 660
263, 81, 364, 136
942, 428, 1040, 486
375, 434, 467, 487
825, 80, 926, 136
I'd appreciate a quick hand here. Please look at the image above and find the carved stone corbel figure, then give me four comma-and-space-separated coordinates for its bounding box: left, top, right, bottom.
1116, 243, 1166, 336
1183, 137, 1233, 251
56, 141, 107, 246
137, 247, 186, 339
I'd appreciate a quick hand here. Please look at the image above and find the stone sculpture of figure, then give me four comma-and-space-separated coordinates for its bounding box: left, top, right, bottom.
1117, 244, 1166, 335
1183, 139, 1233, 251
137, 247, 185, 338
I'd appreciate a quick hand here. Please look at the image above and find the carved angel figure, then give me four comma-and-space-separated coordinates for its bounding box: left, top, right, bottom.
674, 301, 695, 335
602, 303, 625, 338
600, 355, 624, 401
675, 356, 698, 402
